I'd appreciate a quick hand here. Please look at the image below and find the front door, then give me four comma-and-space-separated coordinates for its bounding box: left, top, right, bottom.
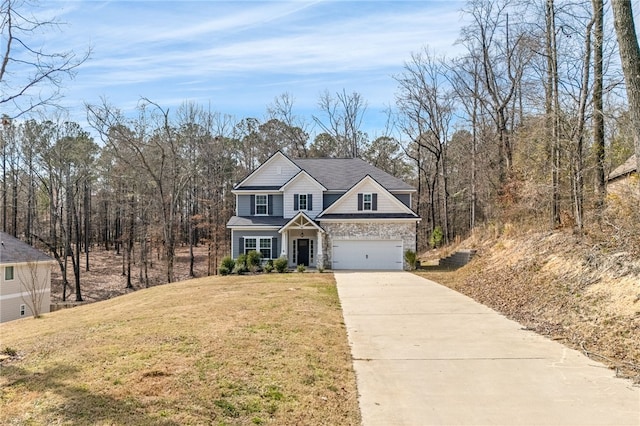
297, 239, 309, 266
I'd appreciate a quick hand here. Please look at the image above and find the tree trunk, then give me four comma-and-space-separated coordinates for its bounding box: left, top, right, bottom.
592, 0, 605, 206
546, 0, 561, 228
612, 0, 640, 175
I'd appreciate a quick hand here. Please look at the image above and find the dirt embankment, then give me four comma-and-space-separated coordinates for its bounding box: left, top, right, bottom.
418, 227, 640, 383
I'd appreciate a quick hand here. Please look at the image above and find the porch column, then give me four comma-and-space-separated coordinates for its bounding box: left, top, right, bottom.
317, 232, 324, 268
281, 231, 288, 258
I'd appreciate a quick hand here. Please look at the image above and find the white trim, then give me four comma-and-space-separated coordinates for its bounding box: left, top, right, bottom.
254, 194, 268, 216
0, 288, 51, 301
4, 265, 15, 281
242, 236, 275, 259
363, 192, 373, 211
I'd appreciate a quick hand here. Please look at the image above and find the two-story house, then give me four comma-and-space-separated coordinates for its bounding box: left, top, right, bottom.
227, 151, 420, 270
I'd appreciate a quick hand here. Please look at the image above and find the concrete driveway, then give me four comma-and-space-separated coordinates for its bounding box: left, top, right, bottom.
335, 271, 640, 426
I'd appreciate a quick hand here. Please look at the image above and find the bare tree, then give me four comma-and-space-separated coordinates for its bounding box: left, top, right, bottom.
1, 0, 89, 117
592, 0, 605, 206
396, 48, 455, 243
460, 0, 533, 189
313, 89, 368, 158
17, 261, 49, 318
612, 0, 640, 176
267, 93, 310, 157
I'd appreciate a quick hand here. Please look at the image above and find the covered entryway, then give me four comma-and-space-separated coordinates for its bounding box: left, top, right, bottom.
332, 240, 403, 270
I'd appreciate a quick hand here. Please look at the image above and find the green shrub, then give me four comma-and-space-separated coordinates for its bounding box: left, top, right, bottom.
263, 263, 274, 273
274, 256, 288, 273
247, 250, 262, 273
234, 254, 248, 274
317, 265, 324, 273
220, 256, 235, 271
404, 249, 417, 270
218, 265, 231, 276
296, 264, 306, 273
429, 226, 444, 248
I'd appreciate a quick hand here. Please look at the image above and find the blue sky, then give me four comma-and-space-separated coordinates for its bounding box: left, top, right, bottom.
34, 0, 468, 138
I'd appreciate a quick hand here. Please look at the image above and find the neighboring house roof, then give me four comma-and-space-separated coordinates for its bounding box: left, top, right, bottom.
226, 216, 289, 227
291, 157, 415, 191
0, 232, 53, 264
607, 154, 637, 181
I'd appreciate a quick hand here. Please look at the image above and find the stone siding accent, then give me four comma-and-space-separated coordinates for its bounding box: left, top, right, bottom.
321, 222, 416, 270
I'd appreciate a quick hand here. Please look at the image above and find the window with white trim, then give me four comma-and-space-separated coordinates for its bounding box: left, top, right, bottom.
20, 304, 26, 316
259, 238, 272, 260
255, 195, 268, 215
298, 194, 307, 210
292, 239, 297, 264
4, 266, 14, 281
310, 239, 314, 263
363, 193, 373, 210
245, 238, 257, 254
244, 237, 273, 259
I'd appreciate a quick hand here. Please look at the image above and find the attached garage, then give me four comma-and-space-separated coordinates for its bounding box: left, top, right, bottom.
331, 240, 403, 270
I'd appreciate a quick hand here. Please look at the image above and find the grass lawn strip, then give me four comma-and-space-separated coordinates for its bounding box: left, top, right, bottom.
0, 274, 360, 425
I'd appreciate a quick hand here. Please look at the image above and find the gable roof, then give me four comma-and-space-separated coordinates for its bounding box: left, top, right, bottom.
291, 158, 415, 191
607, 154, 637, 181
318, 174, 418, 218
234, 151, 300, 189
280, 170, 327, 191
279, 211, 325, 233
0, 232, 54, 264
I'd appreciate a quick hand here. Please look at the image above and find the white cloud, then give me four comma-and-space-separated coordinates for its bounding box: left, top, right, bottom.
30, 0, 468, 135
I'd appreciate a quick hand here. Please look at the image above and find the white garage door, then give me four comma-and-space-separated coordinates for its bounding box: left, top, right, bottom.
332, 240, 403, 270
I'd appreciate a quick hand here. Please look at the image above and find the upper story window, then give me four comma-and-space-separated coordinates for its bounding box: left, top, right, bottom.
358, 193, 377, 211
4, 266, 14, 281
294, 193, 313, 211
363, 193, 373, 210
255, 195, 268, 215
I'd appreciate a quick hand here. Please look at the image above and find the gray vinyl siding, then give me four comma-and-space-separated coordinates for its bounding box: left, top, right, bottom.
232, 230, 280, 259
237, 194, 283, 216
323, 193, 344, 209
395, 193, 411, 208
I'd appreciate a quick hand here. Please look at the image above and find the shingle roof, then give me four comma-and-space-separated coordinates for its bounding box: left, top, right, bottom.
0, 232, 54, 264
226, 216, 289, 227
608, 154, 637, 181
291, 158, 415, 191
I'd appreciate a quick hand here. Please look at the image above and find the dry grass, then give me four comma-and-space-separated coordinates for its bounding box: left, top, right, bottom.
0, 274, 361, 425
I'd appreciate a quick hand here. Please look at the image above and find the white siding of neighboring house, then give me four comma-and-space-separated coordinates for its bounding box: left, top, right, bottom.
282, 174, 324, 219
327, 180, 408, 214
240, 154, 300, 187
1, 262, 52, 323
